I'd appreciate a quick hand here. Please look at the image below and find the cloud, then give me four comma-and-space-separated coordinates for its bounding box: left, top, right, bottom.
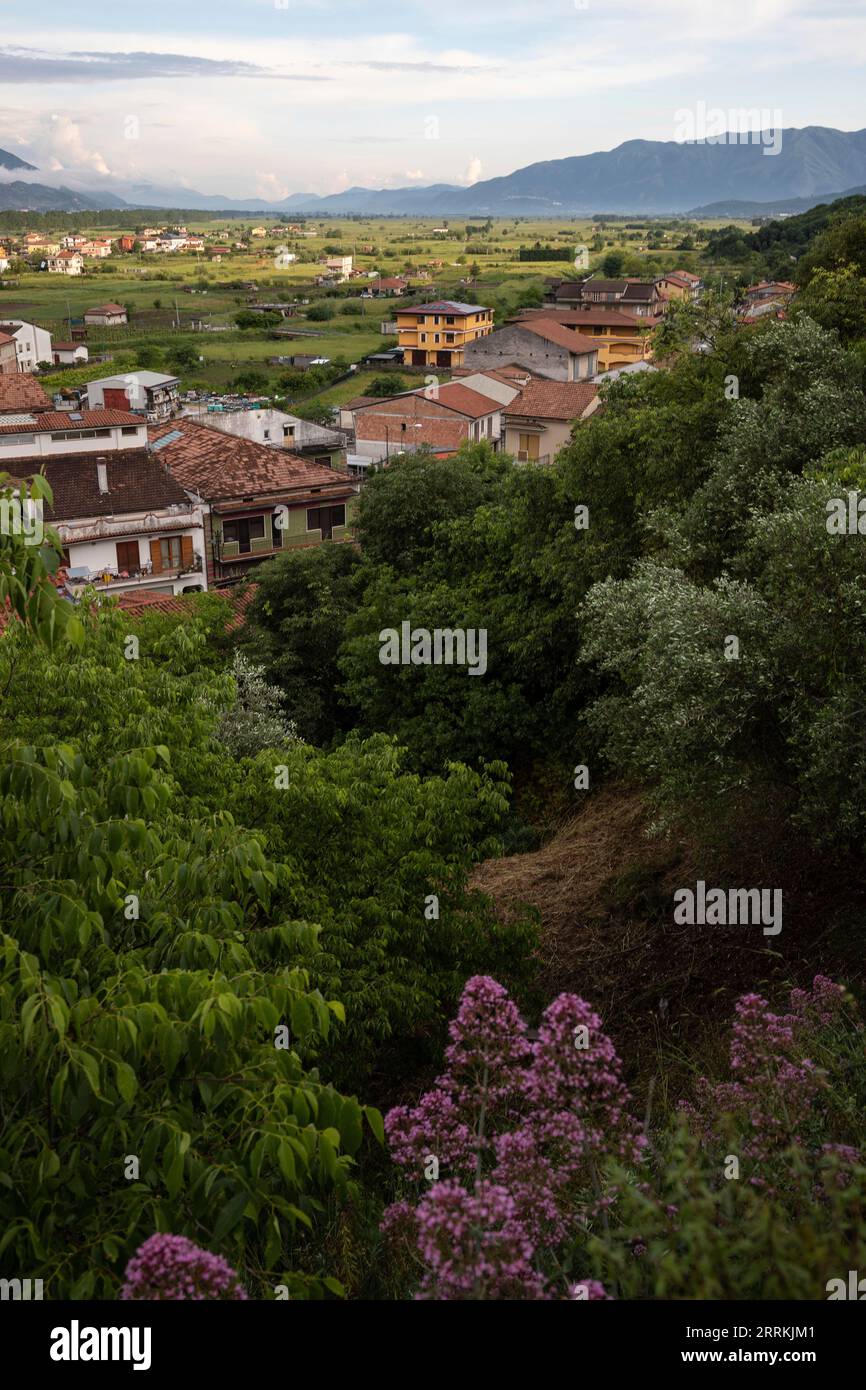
256, 171, 290, 201
456, 155, 483, 186
404, 168, 425, 180
0, 45, 331, 83
43, 114, 111, 175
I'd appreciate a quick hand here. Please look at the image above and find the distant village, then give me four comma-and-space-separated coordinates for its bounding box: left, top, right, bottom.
0, 216, 798, 620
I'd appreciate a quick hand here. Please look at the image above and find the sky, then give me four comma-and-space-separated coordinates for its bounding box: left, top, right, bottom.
0, 0, 865, 199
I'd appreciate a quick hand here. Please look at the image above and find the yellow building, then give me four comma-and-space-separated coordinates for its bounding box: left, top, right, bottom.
517, 308, 656, 372
398, 300, 494, 369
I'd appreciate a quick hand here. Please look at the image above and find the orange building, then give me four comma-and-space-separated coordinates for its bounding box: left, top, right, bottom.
397, 300, 494, 369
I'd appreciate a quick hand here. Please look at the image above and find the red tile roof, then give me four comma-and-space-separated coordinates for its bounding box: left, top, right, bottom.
0, 409, 142, 434
0, 373, 53, 415
506, 380, 599, 421
147, 417, 355, 501
0, 331, 15, 346
116, 584, 256, 631
85, 303, 126, 314
414, 381, 501, 418
515, 319, 601, 354
519, 307, 650, 329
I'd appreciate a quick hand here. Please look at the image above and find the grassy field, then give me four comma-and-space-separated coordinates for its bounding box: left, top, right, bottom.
0, 214, 753, 407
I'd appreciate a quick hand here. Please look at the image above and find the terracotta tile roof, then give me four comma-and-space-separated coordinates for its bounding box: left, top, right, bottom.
147, 417, 354, 501
506, 380, 599, 421
0, 409, 141, 434
519, 307, 649, 329
117, 584, 256, 631
515, 319, 601, 355
0, 331, 15, 345
343, 395, 379, 410
52, 342, 79, 351
85, 303, 126, 314
0, 373, 53, 415
414, 382, 501, 418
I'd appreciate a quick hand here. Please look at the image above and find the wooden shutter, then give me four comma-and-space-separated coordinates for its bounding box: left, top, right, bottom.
149, 539, 163, 574
180, 535, 193, 569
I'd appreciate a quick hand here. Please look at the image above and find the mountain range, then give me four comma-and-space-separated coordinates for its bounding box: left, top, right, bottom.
2, 126, 866, 217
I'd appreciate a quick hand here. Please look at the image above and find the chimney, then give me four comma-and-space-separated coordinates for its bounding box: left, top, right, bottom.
96, 457, 109, 494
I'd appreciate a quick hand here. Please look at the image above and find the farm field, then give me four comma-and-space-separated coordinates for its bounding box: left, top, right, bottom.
0, 213, 753, 408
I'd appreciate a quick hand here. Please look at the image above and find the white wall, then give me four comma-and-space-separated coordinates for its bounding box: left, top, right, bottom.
0, 321, 53, 371
65, 523, 206, 594
0, 423, 147, 462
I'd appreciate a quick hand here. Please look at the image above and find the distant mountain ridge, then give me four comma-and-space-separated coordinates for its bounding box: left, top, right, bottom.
2, 127, 866, 215
0, 147, 37, 172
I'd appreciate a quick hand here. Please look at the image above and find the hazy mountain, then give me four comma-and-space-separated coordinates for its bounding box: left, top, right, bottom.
688, 184, 866, 218
0, 181, 129, 211
2, 127, 866, 216
0, 147, 37, 172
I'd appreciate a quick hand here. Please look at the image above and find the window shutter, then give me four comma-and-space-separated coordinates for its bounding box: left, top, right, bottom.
180, 535, 193, 569
149, 539, 163, 574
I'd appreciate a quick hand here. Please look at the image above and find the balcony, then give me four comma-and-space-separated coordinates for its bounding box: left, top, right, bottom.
64, 552, 203, 591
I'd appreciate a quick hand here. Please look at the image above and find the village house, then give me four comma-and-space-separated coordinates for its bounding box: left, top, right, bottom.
742, 280, 797, 306
370, 276, 409, 298
32, 452, 207, 598
352, 381, 504, 464
0, 319, 53, 373
0, 407, 148, 465
462, 318, 599, 382
324, 255, 353, 280
515, 306, 655, 371
24, 233, 61, 256
80, 239, 113, 259
250, 227, 267, 239
118, 235, 137, 253
86, 371, 180, 421
47, 251, 84, 276
51, 341, 89, 367
503, 380, 600, 465
146, 418, 359, 586
84, 303, 128, 328
61, 235, 88, 250
548, 277, 667, 318
0, 331, 18, 376
659, 269, 703, 302
181, 404, 346, 468
397, 300, 494, 369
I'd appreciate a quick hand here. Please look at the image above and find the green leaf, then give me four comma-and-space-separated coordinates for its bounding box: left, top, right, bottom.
363, 1105, 385, 1145
213, 1189, 250, 1242
115, 1060, 137, 1104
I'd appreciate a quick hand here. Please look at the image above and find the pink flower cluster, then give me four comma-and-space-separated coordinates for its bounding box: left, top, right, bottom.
383, 976, 640, 1300
683, 976, 855, 1175
120, 1233, 248, 1301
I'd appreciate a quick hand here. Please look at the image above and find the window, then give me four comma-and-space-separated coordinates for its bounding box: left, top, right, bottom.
445, 316, 455, 325
434, 333, 440, 343
306, 504, 345, 540
160, 536, 182, 570
121, 426, 140, 436
223, 515, 266, 554
116, 540, 139, 573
